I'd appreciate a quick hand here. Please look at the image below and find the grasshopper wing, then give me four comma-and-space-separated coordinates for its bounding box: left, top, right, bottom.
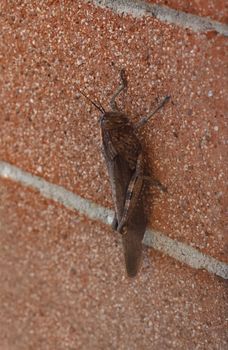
122, 198, 146, 277
103, 150, 146, 277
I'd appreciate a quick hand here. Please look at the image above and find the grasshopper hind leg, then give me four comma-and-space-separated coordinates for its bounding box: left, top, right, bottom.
110, 69, 128, 111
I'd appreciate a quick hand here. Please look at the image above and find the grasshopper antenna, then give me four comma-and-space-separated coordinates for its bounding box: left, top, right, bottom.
78, 89, 105, 114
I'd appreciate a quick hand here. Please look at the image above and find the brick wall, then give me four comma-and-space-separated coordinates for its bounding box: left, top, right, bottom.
0, 1, 227, 349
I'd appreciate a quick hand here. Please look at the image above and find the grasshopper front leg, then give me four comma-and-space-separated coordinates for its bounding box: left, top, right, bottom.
110, 69, 127, 112
134, 95, 170, 130
117, 153, 144, 233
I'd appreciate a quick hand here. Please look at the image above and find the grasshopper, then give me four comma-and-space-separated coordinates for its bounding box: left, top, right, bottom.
80, 70, 170, 277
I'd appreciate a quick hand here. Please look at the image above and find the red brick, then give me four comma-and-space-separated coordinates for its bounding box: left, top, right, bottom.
0, 2, 227, 261
146, 0, 228, 23
0, 178, 227, 350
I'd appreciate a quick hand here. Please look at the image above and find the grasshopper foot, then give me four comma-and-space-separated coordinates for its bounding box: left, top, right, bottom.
144, 176, 168, 192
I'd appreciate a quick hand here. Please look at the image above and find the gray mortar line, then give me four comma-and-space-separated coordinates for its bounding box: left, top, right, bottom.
86, 0, 228, 36
0, 160, 227, 280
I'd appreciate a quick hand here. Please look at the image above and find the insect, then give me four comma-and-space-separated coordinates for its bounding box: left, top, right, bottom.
80, 70, 170, 277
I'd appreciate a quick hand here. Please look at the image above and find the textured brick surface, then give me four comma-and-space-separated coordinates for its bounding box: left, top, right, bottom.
0, 178, 227, 350
147, 0, 228, 23
0, 2, 227, 263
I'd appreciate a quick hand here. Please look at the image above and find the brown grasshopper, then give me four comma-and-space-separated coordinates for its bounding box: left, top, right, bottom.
80, 70, 170, 277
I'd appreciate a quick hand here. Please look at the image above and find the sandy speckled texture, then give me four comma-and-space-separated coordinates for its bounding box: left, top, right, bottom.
146, 0, 228, 23
0, 178, 227, 350
0, 1, 227, 262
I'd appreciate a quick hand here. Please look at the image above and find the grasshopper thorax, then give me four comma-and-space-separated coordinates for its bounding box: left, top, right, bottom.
99, 111, 130, 130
